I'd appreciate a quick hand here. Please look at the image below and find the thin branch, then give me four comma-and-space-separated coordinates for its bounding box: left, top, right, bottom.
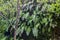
14, 0, 20, 40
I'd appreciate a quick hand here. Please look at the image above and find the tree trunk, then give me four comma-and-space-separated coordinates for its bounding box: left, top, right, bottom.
14, 0, 20, 40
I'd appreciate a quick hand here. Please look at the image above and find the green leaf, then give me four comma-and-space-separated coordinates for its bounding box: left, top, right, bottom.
1, 37, 6, 40
32, 27, 38, 37
26, 27, 31, 36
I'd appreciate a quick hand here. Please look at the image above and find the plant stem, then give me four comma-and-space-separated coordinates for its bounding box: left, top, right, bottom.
14, 0, 20, 40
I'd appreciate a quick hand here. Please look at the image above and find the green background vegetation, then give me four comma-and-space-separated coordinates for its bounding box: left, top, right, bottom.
0, 0, 60, 40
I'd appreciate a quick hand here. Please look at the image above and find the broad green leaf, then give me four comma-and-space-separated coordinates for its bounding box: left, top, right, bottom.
32, 27, 38, 37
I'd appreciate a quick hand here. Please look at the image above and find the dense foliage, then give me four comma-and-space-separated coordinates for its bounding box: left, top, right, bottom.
0, 0, 60, 40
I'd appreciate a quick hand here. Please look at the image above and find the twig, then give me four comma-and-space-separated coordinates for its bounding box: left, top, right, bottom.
14, 0, 20, 40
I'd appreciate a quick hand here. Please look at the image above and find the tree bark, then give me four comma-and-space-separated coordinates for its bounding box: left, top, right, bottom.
14, 0, 20, 40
